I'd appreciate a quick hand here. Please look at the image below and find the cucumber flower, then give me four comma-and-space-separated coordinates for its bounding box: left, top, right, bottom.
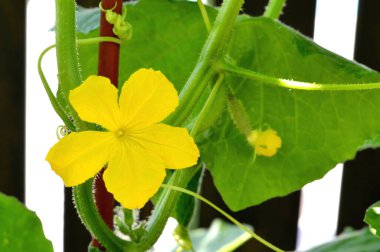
46, 68, 200, 209
247, 128, 281, 157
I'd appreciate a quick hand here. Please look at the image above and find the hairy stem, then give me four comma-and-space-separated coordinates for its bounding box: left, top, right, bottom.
139, 0, 245, 250
38, 37, 122, 132
55, 1, 132, 251
264, 0, 286, 19
166, 0, 245, 126
55, 0, 86, 130
190, 74, 224, 137
72, 180, 133, 251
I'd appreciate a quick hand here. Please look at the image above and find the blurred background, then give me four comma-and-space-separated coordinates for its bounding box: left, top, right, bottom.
1, 0, 380, 251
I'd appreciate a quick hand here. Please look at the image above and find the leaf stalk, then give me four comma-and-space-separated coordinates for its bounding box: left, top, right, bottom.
219, 60, 380, 91
264, 0, 286, 19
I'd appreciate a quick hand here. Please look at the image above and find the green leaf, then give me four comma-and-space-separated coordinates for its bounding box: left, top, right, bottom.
75, 0, 380, 213
76, 0, 216, 91
365, 201, 380, 238
200, 17, 380, 210
308, 228, 380, 252
170, 219, 252, 252
173, 166, 203, 227
0, 193, 53, 252
76, 6, 100, 34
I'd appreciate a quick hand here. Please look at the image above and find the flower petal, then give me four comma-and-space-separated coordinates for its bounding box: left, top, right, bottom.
130, 124, 199, 169
119, 68, 178, 129
46, 131, 116, 186
104, 141, 166, 209
69, 75, 120, 131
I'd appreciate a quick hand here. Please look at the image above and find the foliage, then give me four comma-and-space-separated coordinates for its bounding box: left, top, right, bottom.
201, 17, 380, 210
308, 228, 380, 252
365, 200, 380, 238
29, 0, 380, 251
0, 193, 53, 252
76, 0, 380, 212
170, 219, 252, 252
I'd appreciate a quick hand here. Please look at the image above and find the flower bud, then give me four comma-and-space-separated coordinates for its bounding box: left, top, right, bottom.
247, 128, 282, 157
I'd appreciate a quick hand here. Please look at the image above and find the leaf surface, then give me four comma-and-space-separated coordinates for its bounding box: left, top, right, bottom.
170, 219, 252, 252
76, 1, 380, 211
0, 193, 53, 252
308, 228, 380, 252
365, 200, 380, 238
201, 17, 380, 210
77, 0, 215, 91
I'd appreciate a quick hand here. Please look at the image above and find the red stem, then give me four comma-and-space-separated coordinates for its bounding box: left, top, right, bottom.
92, 0, 122, 250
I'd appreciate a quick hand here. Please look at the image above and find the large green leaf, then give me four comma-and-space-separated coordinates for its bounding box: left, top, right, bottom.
76, 1, 380, 212
0, 193, 53, 252
77, 0, 216, 91
200, 17, 380, 210
308, 228, 380, 252
365, 201, 380, 238
76, 0, 218, 130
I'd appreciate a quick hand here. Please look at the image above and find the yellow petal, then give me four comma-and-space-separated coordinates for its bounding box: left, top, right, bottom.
247, 128, 282, 157
46, 131, 116, 186
69, 76, 120, 131
119, 68, 178, 129
130, 124, 199, 169
104, 141, 166, 209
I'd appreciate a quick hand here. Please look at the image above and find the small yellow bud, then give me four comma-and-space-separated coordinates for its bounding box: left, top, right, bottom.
247, 128, 282, 157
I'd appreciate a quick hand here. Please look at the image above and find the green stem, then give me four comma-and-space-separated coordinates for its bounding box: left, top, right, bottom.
55, 1, 130, 250
73, 180, 135, 251
161, 184, 284, 252
190, 74, 224, 137
55, 0, 87, 130
38, 37, 122, 132
38, 45, 76, 131
219, 61, 380, 91
140, 0, 245, 249
135, 171, 181, 251
264, 0, 286, 19
197, 0, 212, 32
137, 167, 199, 251
166, 0, 245, 126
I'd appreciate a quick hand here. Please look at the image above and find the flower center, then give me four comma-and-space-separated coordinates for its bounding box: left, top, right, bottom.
116, 129, 124, 138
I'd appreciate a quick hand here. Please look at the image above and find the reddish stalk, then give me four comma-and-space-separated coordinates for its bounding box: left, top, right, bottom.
92, 0, 123, 250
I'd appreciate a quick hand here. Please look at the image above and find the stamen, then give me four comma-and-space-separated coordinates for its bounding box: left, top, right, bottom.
116, 129, 124, 137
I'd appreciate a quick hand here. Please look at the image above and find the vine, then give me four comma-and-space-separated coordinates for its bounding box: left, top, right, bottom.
45, 0, 380, 251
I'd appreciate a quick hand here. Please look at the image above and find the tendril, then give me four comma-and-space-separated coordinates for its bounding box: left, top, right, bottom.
56, 125, 70, 140
161, 184, 284, 252
99, 2, 132, 40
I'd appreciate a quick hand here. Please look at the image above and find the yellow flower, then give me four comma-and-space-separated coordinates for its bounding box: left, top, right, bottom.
247, 128, 281, 157
46, 68, 200, 209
